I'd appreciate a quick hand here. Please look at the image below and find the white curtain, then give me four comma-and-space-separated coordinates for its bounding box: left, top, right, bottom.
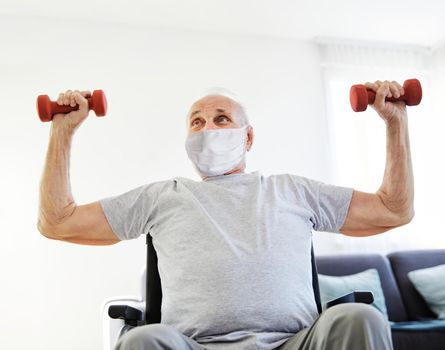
316, 39, 445, 255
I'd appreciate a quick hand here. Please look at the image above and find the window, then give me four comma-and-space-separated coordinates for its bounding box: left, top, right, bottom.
318, 39, 444, 253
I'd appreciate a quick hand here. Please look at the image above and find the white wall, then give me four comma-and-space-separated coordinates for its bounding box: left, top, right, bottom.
0, 16, 332, 349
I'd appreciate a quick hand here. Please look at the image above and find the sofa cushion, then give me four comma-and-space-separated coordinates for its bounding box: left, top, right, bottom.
316, 254, 408, 322
391, 319, 445, 331
408, 264, 445, 319
318, 268, 388, 318
388, 249, 445, 320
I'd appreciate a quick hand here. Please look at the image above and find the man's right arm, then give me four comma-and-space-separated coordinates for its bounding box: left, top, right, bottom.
37, 90, 120, 246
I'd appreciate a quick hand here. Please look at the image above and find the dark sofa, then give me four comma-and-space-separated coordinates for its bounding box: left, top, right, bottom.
316, 249, 445, 350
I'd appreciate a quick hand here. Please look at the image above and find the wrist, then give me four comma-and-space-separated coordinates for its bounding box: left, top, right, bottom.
385, 113, 408, 131
50, 122, 75, 139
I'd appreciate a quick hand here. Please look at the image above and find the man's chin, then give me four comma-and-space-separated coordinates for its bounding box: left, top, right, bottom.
197, 161, 246, 180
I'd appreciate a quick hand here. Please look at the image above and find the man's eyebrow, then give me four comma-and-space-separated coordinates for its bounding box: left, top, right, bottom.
190, 110, 201, 118
190, 108, 230, 119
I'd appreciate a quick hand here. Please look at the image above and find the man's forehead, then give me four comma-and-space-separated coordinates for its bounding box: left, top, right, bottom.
189, 96, 237, 116
191, 108, 228, 118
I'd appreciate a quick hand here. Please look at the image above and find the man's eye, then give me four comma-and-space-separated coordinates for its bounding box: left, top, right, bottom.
191, 119, 201, 127
217, 115, 230, 122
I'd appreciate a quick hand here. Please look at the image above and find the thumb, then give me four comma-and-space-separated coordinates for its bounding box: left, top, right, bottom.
374, 83, 389, 111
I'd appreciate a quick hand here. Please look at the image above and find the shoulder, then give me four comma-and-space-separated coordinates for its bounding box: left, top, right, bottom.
268, 173, 321, 190
126, 179, 175, 200
144, 176, 204, 194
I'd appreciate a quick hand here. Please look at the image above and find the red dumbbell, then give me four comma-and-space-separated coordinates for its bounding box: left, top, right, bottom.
350, 79, 422, 112
37, 90, 108, 122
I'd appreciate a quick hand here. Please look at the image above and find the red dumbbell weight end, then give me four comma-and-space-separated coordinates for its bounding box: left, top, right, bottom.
37, 90, 108, 122
350, 79, 422, 112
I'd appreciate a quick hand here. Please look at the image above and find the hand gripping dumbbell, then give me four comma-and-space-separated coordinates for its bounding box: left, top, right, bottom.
350, 79, 422, 112
37, 90, 108, 122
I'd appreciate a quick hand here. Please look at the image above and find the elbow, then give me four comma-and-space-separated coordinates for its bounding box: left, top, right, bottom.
396, 206, 415, 227
376, 192, 414, 228
37, 219, 63, 240
37, 219, 55, 239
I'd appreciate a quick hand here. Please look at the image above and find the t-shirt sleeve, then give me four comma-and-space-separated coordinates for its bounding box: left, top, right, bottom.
99, 182, 163, 241
289, 175, 354, 233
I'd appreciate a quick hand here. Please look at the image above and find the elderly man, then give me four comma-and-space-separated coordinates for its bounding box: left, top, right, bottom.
38, 81, 413, 350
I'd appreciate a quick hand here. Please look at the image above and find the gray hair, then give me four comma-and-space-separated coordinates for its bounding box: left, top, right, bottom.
186, 87, 250, 128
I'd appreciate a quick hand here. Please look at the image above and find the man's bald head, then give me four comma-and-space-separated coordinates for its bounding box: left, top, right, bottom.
186, 93, 250, 132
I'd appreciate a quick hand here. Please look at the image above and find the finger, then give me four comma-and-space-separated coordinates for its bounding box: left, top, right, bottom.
57, 93, 64, 106
63, 90, 72, 105
70, 90, 80, 107
73, 92, 88, 111
392, 80, 404, 96
383, 80, 395, 98
80, 90, 91, 98
365, 82, 378, 91
385, 80, 399, 98
375, 82, 389, 110
373, 80, 384, 94
389, 83, 400, 98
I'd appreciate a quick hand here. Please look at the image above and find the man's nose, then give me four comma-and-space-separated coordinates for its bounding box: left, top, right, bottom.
202, 119, 217, 131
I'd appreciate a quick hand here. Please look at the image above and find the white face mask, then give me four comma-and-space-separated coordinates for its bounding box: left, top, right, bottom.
185, 125, 249, 177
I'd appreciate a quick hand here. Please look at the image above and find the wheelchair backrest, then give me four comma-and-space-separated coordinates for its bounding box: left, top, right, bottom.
144, 233, 322, 324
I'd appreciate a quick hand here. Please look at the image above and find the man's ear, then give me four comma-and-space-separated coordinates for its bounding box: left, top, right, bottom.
246, 126, 254, 152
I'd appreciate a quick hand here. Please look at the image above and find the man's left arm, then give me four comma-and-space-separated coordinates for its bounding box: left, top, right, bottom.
340, 80, 415, 237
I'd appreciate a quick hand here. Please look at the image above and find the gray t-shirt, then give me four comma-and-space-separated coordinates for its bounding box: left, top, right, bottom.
100, 171, 353, 350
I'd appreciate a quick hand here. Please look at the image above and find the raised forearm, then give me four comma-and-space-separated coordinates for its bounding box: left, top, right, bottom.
377, 115, 414, 221
38, 124, 76, 230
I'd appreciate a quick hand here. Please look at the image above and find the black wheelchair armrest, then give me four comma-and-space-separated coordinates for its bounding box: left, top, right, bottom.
108, 305, 145, 327
325, 291, 374, 310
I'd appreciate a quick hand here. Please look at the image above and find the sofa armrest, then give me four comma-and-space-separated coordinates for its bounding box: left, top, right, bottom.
326, 291, 374, 309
